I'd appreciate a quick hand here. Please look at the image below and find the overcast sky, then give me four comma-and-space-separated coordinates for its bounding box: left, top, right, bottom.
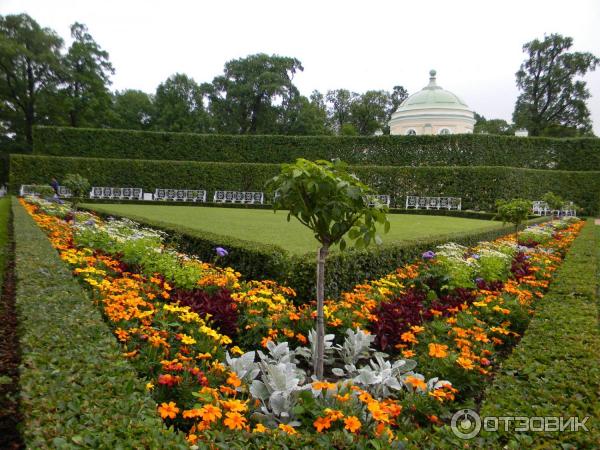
2, 0, 600, 134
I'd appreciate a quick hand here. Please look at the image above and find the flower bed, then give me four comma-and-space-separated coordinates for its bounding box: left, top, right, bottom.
20, 197, 583, 447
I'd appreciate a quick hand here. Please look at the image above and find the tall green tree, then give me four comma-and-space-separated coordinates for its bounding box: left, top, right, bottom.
208, 53, 303, 134
110, 89, 154, 130
384, 85, 409, 133
474, 113, 514, 135
61, 22, 114, 127
350, 90, 390, 135
325, 89, 357, 133
267, 159, 389, 378
279, 94, 331, 135
512, 33, 599, 136
154, 73, 210, 133
0, 13, 63, 149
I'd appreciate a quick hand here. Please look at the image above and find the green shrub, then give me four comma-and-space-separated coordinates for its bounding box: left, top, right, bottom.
13, 199, 187, 448
32, 126, 600, 171
10, 154, 600, 215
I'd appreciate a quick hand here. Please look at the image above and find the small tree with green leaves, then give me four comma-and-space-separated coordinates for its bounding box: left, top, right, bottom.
542, 191, 564, 214
62, 173, 90, 209
495, 198, 532, 241
267, 158, 389, 379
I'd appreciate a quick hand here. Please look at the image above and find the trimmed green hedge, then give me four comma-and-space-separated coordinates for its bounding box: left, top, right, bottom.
458, 220, 598, 448
82, 203, 548, 300
10, 154, 600, 215
32, 126, 600, 171
13, 199, 187, 448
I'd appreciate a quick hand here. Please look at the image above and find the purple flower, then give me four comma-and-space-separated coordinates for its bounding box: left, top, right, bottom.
471, 253, 480, 260
215, 247, 229, 257
422, 250, 436, 260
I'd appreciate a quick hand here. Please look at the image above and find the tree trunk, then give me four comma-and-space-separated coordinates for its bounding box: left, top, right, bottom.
315, 244, 329, 379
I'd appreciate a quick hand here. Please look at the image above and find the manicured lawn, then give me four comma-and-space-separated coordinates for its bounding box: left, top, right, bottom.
83, 204, 506, 254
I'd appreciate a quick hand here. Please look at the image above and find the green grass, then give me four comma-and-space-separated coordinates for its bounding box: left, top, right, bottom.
83, 204, 506, 255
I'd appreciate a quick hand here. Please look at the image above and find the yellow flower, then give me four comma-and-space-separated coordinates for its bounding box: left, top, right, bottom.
253, 423, 268, 433
180, 334, 196, 345
146, 382, 154, 391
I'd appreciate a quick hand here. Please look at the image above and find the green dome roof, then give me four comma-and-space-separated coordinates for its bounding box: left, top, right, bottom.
398, 70, 470, 111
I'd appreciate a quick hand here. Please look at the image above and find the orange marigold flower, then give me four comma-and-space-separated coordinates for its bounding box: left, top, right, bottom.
428, 342, 449, 358
199, 404, 222, 422
344, 416, 362, 433
404, 375, 427, 391
335, 393, 350, 402
456, 356, 475, 370
223, 411, 247, 430
227, 372, 242, 388
158, 402, 179, 419
312, 380, 336, 391
221, 399, 247, 413
278, 423, 297, 435
313, 416, 332, 432
182, 408, 203, 419
324, 408, 344, 421
400, 331, 418, 344
402, 349, 416, 358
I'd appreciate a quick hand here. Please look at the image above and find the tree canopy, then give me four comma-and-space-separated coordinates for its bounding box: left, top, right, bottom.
512, 33, 599, 137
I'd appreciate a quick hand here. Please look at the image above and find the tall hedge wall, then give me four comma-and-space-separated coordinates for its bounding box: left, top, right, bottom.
33, 126, 600, 171
10, 154, 600, 215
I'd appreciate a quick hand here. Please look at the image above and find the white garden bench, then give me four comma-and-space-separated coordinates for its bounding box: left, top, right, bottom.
367, 194, 391, 207
405, 195, 461, 210
154, 189, 207, 202
19, 184, 72, 197
89, 187, 143, 200
213, 191, 264, 204
532, 200, 577, 217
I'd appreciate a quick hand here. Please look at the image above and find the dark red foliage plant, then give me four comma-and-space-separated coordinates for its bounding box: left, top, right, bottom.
371, 289, 426, 351
170, 288, 239, 339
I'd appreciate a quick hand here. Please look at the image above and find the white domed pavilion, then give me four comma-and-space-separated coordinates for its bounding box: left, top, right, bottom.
389, 70, 475, 135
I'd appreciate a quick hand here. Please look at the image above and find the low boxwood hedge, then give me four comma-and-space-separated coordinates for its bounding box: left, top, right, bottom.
82, 204, 549, 300
13, 198, 187, 448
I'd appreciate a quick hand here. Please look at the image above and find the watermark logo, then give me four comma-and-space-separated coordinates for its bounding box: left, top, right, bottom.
451, 409, 482, 439
450, 409, 589, 439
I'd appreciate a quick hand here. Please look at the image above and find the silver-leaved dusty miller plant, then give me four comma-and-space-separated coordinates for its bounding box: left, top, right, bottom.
225, 328, 453, 427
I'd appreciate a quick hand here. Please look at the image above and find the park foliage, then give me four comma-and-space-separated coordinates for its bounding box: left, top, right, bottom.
17, 195, 586, 448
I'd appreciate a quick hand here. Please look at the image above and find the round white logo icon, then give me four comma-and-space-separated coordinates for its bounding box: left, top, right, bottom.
451, 409, 482, 439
